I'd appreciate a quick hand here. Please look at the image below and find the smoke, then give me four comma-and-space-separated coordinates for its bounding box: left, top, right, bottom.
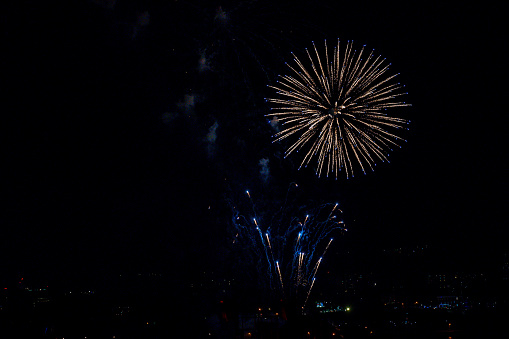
132, 11, 150, 39
163, 94, 198, 125
259, 158, 270, 183
177, 94, 197, 119
206, 121, 219, 158
177, 94, 195, 110
269, 116, 279, 132
198, 51, 211, 72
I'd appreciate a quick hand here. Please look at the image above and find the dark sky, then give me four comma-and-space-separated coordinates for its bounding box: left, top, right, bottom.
2, 0, 506, 287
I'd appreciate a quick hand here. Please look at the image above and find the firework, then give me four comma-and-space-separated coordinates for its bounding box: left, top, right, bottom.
229, 184, 346, 308
266, 40, 410, 179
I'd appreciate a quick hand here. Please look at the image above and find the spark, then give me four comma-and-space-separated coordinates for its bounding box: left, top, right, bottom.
311, 257, 323, 281
267, 40, 410, 179
229, 185, 346, 309
323, 238, 333, 257
276, 261, 284, 291
296, 231, 302, 244
303, 214, 309, 225
303, 277, 316, 308
265, 233, 272, 250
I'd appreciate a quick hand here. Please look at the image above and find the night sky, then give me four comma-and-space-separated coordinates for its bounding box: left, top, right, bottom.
2, 0, 506, 290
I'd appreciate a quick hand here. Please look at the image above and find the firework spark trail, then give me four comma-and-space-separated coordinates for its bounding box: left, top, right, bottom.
229, 186, 346, 308
267, 40, 410, 179
308, 238, 332, 285
296, 252, 305, 287
322, 238, 334, 257
310, 257, 322, 281
254, 218, 275, 288
303, 277, 316, 308
328, 203, 341, 219
266, 232, 279, 282
276, 260, 284, 291
265, 232, 272, 250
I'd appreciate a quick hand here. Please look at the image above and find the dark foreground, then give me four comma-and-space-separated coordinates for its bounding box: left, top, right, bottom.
1, 272, 507, 338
